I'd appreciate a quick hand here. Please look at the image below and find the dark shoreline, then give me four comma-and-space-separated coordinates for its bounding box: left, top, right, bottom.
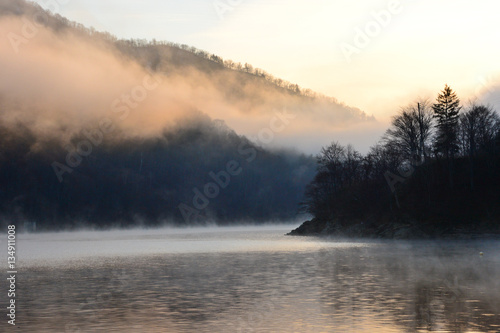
287, 217, 500, 240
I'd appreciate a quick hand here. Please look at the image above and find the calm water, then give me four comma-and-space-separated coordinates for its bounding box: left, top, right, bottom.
2, 225, 500, 332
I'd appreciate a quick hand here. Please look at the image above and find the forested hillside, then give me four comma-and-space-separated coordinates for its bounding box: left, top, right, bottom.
0, 115, 316, 229
1, 0, 368, 229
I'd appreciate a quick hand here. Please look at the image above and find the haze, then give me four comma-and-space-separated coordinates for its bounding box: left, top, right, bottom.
32, 0, 500, 127
1, 1, 381, 153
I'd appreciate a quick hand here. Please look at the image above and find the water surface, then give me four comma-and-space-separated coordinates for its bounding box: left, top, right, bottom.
2, 225, 499, 332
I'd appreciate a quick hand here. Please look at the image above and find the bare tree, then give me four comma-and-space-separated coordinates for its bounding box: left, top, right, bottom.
459, 104, 499, 158
243, 63, 253, 73
459, 103, 500, 189
414, 100, 434, 161
344, 144, 362, 186
317, 142, 346, 194
384, 100, 433, 163
385, 108, 419, 160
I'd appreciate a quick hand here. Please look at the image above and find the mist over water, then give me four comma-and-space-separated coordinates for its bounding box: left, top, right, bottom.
3, 225, 499, 332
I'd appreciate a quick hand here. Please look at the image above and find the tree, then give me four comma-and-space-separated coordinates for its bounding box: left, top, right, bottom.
384, 100, 433, 163
317, 141, 346, 194
243, 63, 253, 73
433, 85, 461, 159
414, 100, 434, 161
385, 108, 419, 161
459, 104, 500, 189
303, 142, 366, 218
302, 142, 345, 218
344, 144, 362, 186
459, 104, 498, 157
223, 59, 235, 69
210, 54, 223, 64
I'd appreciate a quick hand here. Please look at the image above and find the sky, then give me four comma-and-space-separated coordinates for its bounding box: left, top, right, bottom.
30, 0, 500, 123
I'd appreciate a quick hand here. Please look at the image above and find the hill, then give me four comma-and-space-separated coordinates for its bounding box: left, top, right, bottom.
0, 0, 377, 229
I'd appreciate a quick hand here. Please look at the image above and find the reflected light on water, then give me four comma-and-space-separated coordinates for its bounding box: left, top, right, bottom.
1, 225, 499, 332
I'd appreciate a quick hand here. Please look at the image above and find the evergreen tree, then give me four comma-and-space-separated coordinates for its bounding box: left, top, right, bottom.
432, 84, 461, 159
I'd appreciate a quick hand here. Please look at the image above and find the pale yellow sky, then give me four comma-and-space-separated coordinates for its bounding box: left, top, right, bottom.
199, 0, 500, 122
33, 0, 500, 124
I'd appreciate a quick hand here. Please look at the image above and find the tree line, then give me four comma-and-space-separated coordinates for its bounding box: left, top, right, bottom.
302, 85, 500, 235
2, 0, 326, 100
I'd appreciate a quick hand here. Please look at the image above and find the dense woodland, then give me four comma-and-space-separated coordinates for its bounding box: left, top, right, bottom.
295, 85, 500, 237
0, 116, 315, 229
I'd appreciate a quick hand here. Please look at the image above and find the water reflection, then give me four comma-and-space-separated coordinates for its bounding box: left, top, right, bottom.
4, 229, 500, 332
315, 243, 500, 332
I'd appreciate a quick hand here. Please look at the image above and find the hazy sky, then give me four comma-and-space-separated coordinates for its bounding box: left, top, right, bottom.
32, 0, 500, 122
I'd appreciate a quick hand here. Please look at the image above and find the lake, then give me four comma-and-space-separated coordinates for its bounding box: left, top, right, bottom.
2, 225, 500, 332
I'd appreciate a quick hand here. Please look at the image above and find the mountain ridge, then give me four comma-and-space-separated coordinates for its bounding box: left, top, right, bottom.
1, 0, 374, 132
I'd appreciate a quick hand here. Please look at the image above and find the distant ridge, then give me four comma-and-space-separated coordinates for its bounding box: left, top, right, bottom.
1, 0, 374, 126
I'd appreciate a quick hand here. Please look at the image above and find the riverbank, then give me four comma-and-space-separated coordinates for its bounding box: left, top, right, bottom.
287, 217, 500, 239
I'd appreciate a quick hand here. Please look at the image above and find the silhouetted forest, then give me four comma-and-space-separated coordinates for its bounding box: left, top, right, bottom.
0, 115, 315, 229
294, 85, 500, 238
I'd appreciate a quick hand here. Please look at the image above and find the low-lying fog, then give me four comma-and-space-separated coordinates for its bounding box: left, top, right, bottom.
3, 225, 499, 332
